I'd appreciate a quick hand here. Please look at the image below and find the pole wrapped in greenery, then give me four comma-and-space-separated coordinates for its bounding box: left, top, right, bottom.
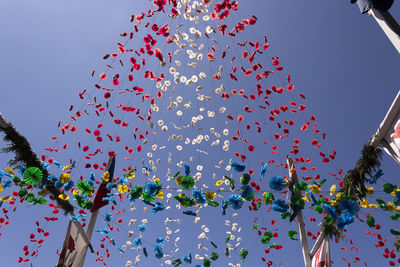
343, 143, 383, 199
0, 114, 74, 214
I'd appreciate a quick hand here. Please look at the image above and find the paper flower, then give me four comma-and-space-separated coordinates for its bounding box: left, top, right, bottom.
261, 231, 273, 244
133, 238, 142, 247
180, 175, 194, 189
288, 230, 298, 240
142, 193, 155, 203
240, 185, 254, 201
154, 244, 163, 259
228, 194, 243, 210
23, 167, 43, 185
184, 163, 190, 176
118, 184, 129, 194
337, 213, 354, 229
144, 182, 160, 196
129, 186, 143, 201
322, 204, 338, 221
104, 213, 112, 222
383, 183, 396, 194
192, 189, 206, 204
5, 168, 14, 175
77, 181, 93, 195
138, 224, 147, 232
239, 248, 248, 262
231, 162, 245, 172
156, 237, 165, 244
269, 176, 286, 191
59, 173, 70, 184
64, 180, 74, 191
183, 251, 192, 263
240, 173, 251, 185
339, 199, 359, 216
394, 191, 400, 206
272, 199, 289, 213
222, 199, 228, 215
214, 180, 224, 186
206, 191, 216, 200
260, 163, 268, 179
152, 202, 166, 214
210, 252, 219, 261
174, 194, 195, 207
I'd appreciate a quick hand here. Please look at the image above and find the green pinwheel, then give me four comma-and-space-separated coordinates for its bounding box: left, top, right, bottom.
180, 175, 194, 189
77, 181, 93, 195
23, 167, 43, 185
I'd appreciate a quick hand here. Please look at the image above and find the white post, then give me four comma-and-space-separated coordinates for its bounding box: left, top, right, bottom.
287, 158, 311, 267
370, 9, 400, 54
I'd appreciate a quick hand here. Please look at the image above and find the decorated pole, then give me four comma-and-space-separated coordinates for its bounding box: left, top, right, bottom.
287, 158, 311, 267
350, 0, 399, 53
80, 156, 116, 267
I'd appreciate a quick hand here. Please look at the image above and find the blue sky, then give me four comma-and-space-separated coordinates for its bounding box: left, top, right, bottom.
0, 0, 400, 266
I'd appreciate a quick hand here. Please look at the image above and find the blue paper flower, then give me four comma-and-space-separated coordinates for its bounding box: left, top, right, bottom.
184, 251, 192, 263
138, 224, 147, 232
306, 189, 319, 206
231, 162, 246, 172
156, 237, 165, 245
183, 210, 196, 216
272, 199, 289, 213
40, 162, 49, 170
53, 161, 62, 168
228, 195, 243, 210
260, 163, 268, 179
49, 176, 58, 183
192, 189, 206, 204
184, 163, 190, 176
156, 237, 165, 244
370, 169, 384, 184
240, 185, 253, 200
54, 180, 64, 189
104, 213, 112, 222
19, 166, 27, 176
337, 213, 354, 230
145, 182, 159, 196
323, 204, 339, 220
222, 199, 228, 215
152, 202, 166, 214
133, 238, 142, 247
71, 160, 76, 169
395, 191, 400, 206
154, 244, 164, 259
64, 180, 74, 191
269, 176, 286, 191
339, 199, 359, 216
3, 179, 13, 189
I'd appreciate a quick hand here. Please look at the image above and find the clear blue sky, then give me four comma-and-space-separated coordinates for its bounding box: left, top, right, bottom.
0, 0, 400, 266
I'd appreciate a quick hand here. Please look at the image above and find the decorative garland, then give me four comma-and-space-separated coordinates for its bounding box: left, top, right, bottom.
0, 119, 74, 214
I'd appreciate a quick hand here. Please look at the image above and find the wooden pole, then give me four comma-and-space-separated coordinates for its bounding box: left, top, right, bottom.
287, 158, 311, 267
370, 9, 400, 54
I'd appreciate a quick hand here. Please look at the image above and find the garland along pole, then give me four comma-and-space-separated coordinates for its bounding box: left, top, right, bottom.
369, 9, 400, 54
287, 158, 311, 267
